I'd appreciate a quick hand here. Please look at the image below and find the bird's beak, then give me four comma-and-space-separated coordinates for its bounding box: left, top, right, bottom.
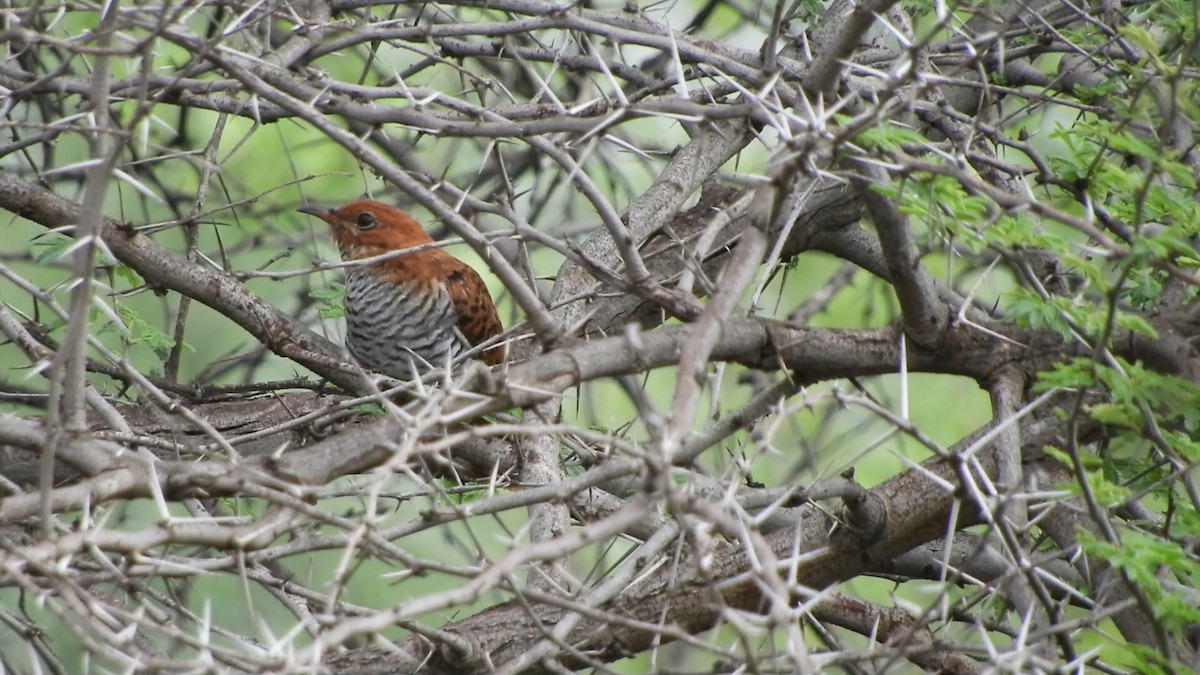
297, 204, 335, 222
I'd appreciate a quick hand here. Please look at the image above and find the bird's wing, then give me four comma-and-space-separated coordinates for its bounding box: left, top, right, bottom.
443, 264, 505, 365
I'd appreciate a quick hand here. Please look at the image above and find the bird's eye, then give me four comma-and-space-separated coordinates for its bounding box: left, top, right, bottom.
355, 212, 378, 230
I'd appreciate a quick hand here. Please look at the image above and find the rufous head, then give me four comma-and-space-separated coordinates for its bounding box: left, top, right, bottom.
299, 200, 434, 260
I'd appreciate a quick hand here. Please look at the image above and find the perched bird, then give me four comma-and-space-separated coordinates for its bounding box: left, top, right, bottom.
299, 200, 504, 379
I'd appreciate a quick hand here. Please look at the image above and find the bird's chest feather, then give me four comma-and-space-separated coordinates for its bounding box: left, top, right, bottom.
341, 266, 461, 372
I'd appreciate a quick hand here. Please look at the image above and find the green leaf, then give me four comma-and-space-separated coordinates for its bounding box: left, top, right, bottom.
442, 479, 486, 504
116, 301, 192, 361
1119, 24, 1160, 58
1113, 312, 1158, 339
1007, 287, 1075, 338
856, 121, 928, 153
31, 233, 74, 264
114, 265, 144, 288
1033, 358, 1094, 391
311, 283, 346, 319
357, 403, 385, 418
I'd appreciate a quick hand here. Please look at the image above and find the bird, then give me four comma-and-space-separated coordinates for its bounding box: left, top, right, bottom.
299, 199, 504, 379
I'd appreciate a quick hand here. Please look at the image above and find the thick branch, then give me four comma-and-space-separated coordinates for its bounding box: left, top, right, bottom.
849, 164, 950, 346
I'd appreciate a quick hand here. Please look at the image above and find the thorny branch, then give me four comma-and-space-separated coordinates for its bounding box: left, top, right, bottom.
1, 0, 1199, 673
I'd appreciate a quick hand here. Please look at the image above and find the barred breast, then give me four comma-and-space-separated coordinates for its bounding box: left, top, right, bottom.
342, 267, 464, 378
